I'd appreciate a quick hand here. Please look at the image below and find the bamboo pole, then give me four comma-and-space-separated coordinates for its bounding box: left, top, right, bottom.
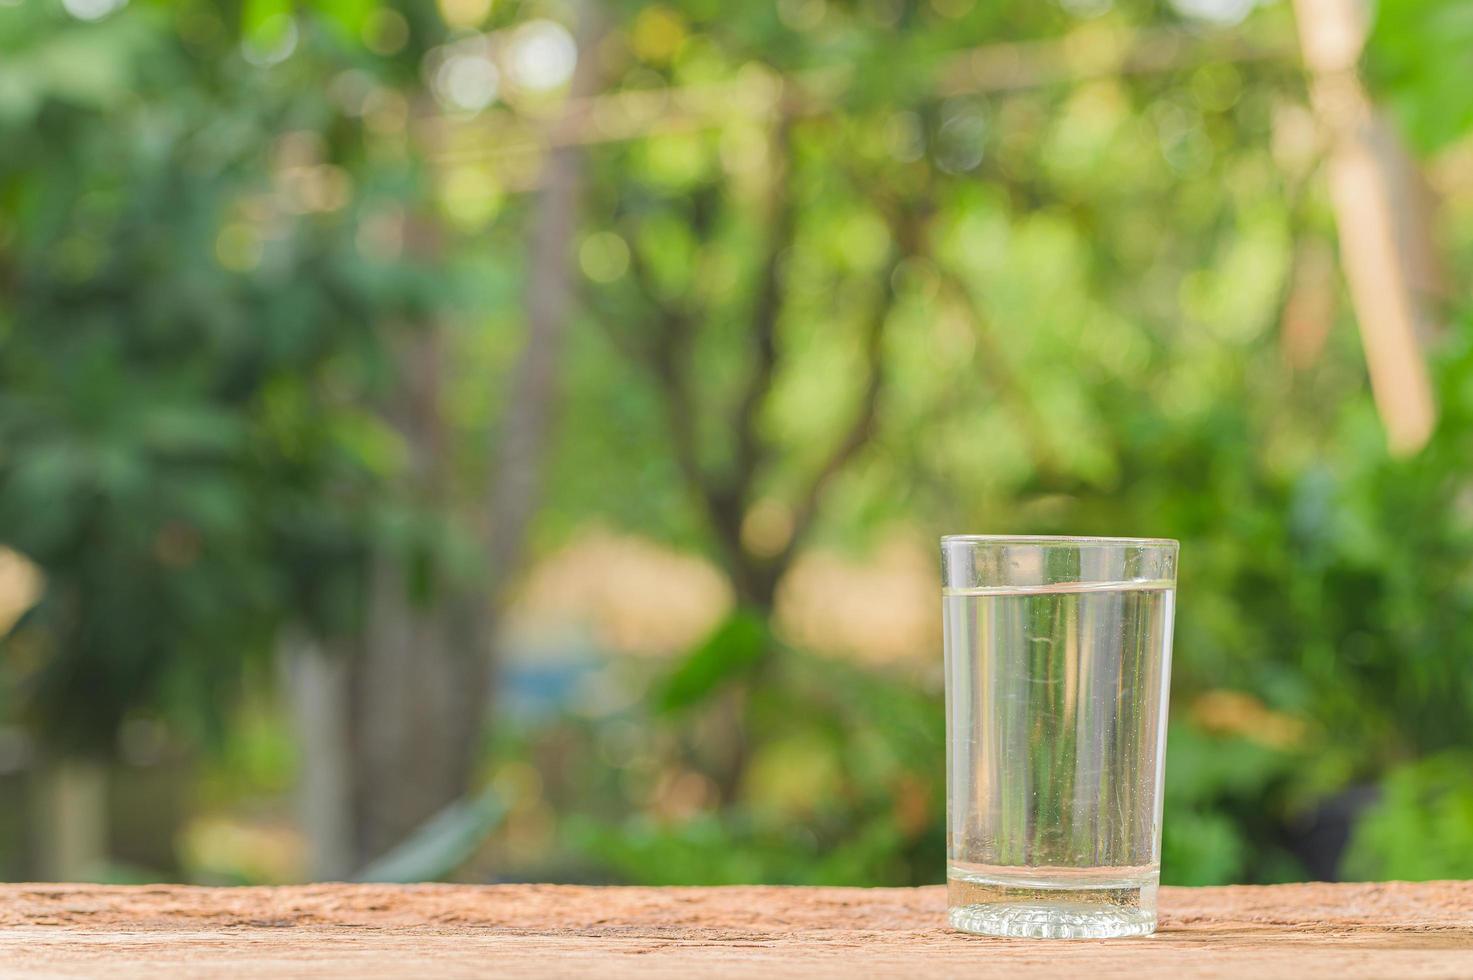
1293, 0, 1439, 455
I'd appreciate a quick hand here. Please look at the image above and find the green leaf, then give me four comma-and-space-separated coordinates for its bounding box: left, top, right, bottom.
326, 410, 407, 476
655, 608, 770, 712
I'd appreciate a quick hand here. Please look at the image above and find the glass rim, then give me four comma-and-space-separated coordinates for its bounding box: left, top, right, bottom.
941, 534, 1178, 549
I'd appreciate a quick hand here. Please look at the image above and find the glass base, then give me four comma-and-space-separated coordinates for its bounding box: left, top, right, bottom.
948, 867, 1158, 939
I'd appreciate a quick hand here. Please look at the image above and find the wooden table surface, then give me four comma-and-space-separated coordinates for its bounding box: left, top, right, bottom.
1, 881, 1470, 978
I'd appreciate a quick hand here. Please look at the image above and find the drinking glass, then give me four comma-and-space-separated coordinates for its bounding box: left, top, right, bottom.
942, 535, 1178, 939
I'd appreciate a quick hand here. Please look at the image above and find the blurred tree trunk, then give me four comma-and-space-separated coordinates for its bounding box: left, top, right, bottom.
283, 322, 483, 874
282, 322, 495, 871
281, 631, 355, 880
345, 325, 494, 867
351, 558, 490, 864
283, 326, 491, 873
286, 6, 603, 875
33, 758, 107, 881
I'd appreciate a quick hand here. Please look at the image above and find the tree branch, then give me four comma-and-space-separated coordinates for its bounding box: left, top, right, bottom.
591, 232, 757, 595
933, 263, 1062, 478
612, 238, 715, 513
729, 114, 797, 499
777, 209, 921, 569
590, 114, 801, 606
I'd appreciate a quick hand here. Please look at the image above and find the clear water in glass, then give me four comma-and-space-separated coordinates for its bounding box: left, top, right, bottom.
944, 571, 1175, 939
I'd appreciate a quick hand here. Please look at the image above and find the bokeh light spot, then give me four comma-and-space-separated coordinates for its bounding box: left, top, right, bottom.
506, 20, 578, 93
1170, 0, 1256, 26
1191, 62, 1243, 113
437, 0, 492, 31
741, 499, 795, 559
837, 211, 891, 271
1059, 0, 1113, 17
62, 0, 126, 21
438, 165, 503, 230
862, 0, 904, 26
363, 8, 409, 56
777, 0, 826, 31
434, 51, 500, 113
885, 111, 925, 163
936, 108, 987, 174
631, 5, 687, 64
216, 223, 264, 272
929, 0, 975, 20
579, 231, 631, 283
242, 14, 298, 67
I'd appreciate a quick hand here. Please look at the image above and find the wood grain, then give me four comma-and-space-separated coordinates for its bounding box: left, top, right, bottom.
1, 881, 1470, 978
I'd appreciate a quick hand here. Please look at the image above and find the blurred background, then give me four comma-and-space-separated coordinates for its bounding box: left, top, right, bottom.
1, 0, 1471, 888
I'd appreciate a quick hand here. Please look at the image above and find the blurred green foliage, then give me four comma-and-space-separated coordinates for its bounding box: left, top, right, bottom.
1365, 0, 1473, 152
0, 0, 461, 750
1344, 753, 1473, 881
530, 649, 943, 886
1161, 723, 1300, 885
1, 0, 1471, 889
